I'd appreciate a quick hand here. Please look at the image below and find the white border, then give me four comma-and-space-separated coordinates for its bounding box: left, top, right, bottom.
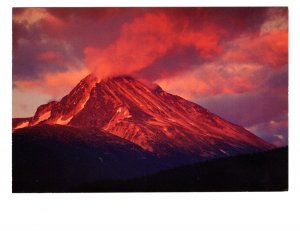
1, 1, 299, 230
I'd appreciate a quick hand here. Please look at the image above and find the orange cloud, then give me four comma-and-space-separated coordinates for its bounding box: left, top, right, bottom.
154, 57, 269, 101
156, 71, 258, 101
156, 76, 210, 100
14, 67, 90, 97
14, 79, 40, 90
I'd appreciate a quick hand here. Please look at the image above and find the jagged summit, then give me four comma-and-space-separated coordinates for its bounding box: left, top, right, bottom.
13, 74, 274, 157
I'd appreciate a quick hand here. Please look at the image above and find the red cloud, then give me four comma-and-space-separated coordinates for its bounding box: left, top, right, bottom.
84, 12, 175, 78
179, 22, 225, 59
84, 11, 227, 79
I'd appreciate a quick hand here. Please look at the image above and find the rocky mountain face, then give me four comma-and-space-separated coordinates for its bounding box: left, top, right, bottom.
13, 74, 273, 157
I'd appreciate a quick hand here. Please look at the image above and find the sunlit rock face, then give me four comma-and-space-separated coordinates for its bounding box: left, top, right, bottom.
13, 74, 274, 157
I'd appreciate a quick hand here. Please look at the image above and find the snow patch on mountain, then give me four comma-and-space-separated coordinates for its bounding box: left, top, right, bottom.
32, 111, 51, 125
56, 116, 74, 125
14, 121, 29, 129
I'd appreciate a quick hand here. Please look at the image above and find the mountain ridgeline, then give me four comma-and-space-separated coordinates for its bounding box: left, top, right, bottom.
13, 75, 273, 157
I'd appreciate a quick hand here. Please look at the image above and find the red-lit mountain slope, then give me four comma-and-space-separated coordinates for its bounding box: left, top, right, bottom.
13, 75, 274, 157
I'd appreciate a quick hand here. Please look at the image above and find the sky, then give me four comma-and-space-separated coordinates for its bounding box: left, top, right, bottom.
12, 7, 288, 146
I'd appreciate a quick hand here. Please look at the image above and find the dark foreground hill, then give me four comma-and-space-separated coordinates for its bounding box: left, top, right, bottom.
12, 125, 167, 192
12, 125, 287, 193
72, 147, 288, 192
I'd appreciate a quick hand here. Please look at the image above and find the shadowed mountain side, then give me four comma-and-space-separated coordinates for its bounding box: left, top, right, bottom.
72, 147, 288, 192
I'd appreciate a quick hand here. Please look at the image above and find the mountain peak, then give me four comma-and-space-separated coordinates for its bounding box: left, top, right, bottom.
100, 75, 135, 84
110, 75, 135, 82
152, 85, 164, 94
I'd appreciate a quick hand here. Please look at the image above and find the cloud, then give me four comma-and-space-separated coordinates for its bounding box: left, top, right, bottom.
45, 8, 121, 23
197, 91, 287, 127
155, 59, 267, 101
13, 88, 53, 118
246, 116, 288, 147
13, 8, 48, 26
223, 29, 288, 68
84, 12, 176, 78
84, 10, 231, 79
260, 7, 288, 33
12, 8, 137, 82
38, 51, 60, 61
154, 9, 288, 100
177, 19, 226, 59
136, 46, 203, 81
13, 21, 79, 80
13, 7, 276, 82
14, 66, 90, 97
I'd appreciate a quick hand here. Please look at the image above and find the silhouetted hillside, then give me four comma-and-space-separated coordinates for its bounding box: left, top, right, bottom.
73, 147, 288, 192
12, 125, 166, 192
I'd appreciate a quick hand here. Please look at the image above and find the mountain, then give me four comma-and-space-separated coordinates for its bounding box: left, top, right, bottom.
13, 74, 279, 192
13, 74, 273, 158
